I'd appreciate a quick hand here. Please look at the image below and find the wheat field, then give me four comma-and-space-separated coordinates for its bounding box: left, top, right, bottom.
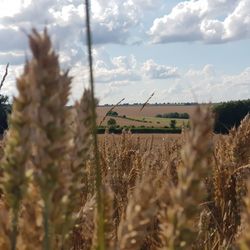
0, 29, 250, 250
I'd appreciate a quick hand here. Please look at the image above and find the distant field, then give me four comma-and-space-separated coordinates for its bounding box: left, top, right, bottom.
96, 104, 198, 127
142, 116, 188, 127
97, 104, 198, 117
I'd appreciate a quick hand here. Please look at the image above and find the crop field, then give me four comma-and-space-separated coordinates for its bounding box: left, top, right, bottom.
98, 133, 181, 146
1, 29, 250, 250
97, 104, 198, 117
141, 116, 188, 127
98, 115, 189, 128
96, 105, 194, 127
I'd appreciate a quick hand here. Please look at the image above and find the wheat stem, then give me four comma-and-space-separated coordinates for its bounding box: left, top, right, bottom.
0, 63, 9, 89
85, 1, 105, 249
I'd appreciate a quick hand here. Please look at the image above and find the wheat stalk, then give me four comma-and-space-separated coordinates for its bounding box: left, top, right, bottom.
85, 1, 105, 249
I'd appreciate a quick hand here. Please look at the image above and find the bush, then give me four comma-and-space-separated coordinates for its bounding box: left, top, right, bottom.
170, 119, 177, 129
107, 118, 117, 126
179, 112, 190, 119
130, 127, 182, 134
107, 111, 118, 117
156, 112, 189, 119
109, 126, 122, 133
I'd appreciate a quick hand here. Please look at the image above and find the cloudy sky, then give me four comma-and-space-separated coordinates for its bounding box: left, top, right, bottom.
0, 0, 250, 104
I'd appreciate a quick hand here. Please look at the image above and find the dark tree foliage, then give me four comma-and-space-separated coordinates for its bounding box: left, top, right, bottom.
213, 99, 250, 133
0, 63, 10, 134
156, 112, 189, 119
170, 119, 177, 129
107, 118, 117, 126
0, 94, 10, 134
107, 111, 118, 117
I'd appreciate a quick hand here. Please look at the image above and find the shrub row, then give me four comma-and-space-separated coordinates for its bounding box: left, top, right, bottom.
156, 112, 189, 119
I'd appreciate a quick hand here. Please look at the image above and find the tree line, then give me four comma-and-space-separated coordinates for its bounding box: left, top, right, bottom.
213, 99, 250, 133
156, 112, 190, 119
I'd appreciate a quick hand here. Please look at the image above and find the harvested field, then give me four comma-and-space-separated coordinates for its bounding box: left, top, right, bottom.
96, 104, 199, 127
97, 104, 198, 118
99, 116, 188, 127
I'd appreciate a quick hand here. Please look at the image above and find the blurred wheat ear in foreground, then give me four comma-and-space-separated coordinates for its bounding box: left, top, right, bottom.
0, 28, 250, 250
0, 28, 82, 250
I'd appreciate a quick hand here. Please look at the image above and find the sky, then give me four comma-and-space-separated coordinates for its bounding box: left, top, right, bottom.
0, 0, 250, 104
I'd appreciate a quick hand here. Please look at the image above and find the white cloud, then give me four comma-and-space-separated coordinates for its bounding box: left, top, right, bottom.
222, 67, 250, 87
160, 65, 250, 103
186, 64, 216, 79
142, 59, 179, 79
0, 27, 27, 52
69, 62, 250, 104
94, 54, 141, 83
148, 0, 250, 44
93, 54, 179, 86
0, 64, 23, 98
76, 53, 179, 86
2, 56, 249, 105
0, 0, 162, 68
67, 52, 179, 103
0, 0, 31, 17
0, 51, 24, 65
0, 0, 146, 49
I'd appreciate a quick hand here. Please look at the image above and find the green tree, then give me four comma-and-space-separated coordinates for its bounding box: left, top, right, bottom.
170, 119, 177, 129
107, 111, 118, 117
0, 95, 9, 134
213, 99, 250, 133
107, 118, 117, 126
0, 63, 10, 134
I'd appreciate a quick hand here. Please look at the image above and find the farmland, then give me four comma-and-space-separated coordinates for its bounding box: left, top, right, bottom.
98, 133, 181, 146
96, 104, 196, 128
97, 104, 197, 117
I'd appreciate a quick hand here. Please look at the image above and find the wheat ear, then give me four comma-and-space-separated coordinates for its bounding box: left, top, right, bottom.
0, 59, 33, 250
25, 28, 71, 249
